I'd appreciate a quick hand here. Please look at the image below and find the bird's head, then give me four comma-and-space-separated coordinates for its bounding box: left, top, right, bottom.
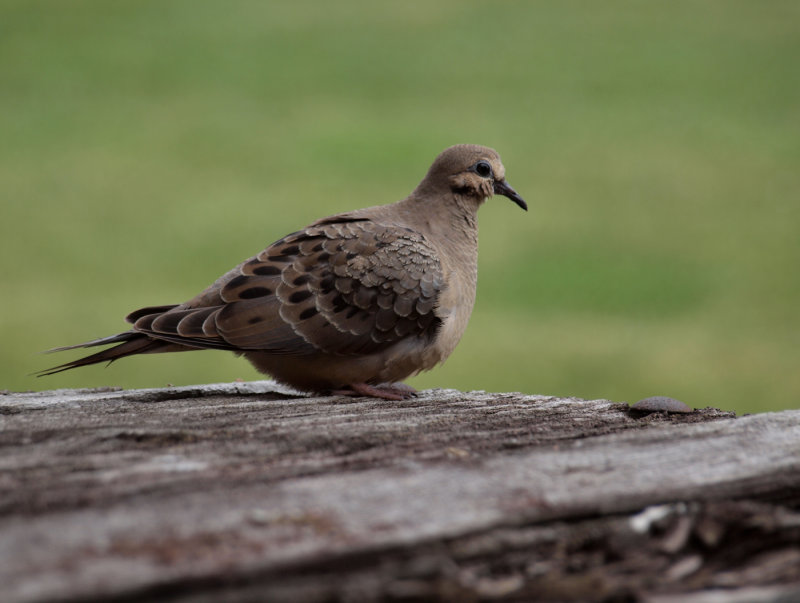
421, 144, 527, 211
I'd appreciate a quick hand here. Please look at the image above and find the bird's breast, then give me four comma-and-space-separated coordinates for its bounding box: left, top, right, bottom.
426, 257, 478, 366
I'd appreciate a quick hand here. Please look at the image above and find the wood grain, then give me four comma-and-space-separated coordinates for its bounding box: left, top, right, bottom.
2, 383, 799, 602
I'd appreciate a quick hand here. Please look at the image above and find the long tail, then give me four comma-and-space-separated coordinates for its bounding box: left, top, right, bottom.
37, 332, 179, 376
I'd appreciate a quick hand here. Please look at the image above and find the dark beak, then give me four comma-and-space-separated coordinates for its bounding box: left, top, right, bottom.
494, 179, 527, 211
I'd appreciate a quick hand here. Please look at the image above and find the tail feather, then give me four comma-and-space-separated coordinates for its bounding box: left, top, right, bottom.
37, 332, 178, 376
43, 332, 141, 354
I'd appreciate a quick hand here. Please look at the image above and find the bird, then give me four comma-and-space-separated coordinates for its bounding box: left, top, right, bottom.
40, 144, 527, 400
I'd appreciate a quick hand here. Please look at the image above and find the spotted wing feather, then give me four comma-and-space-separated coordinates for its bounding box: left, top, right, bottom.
217, 220, 444, 355
123, 220, 443, 357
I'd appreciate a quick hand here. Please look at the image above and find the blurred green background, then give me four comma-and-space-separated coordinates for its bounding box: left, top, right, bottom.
2, 1, 798, 414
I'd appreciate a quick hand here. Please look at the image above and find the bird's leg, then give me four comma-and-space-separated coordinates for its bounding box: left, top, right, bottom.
331, 382, 417, 401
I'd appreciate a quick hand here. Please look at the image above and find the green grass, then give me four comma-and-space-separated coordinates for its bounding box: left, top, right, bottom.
2, 1, 798, 413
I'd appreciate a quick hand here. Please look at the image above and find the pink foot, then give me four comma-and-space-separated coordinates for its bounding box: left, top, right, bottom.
331, 382, 417, 401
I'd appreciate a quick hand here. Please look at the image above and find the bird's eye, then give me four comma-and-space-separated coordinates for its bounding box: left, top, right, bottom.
474, 161, 492, 178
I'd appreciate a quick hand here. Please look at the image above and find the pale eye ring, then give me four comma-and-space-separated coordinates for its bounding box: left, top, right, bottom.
474, 161, 492, 178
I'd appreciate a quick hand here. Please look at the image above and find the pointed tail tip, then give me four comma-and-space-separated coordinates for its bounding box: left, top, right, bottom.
36, 331, 147, 377
41, 332, 140, 355
34, 357, 116, 378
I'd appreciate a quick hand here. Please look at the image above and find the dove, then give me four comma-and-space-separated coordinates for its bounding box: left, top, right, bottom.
41, 144, 526, 400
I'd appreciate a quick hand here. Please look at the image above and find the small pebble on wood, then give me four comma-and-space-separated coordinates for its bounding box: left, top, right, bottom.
632, 396, 693, 413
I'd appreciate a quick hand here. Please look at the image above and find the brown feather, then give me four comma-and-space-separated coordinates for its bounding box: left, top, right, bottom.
37, 333, 178, 376
125, 305, 180, 324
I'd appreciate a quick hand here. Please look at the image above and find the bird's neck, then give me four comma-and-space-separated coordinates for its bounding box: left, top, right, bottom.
399, 190, 479, 240
394, 192, 481, 279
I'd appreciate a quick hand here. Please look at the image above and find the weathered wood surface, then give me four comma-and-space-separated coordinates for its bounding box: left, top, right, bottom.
2, 382, 799, 602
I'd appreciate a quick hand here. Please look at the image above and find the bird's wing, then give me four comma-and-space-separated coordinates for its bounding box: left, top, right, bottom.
128, 218, 444, 356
